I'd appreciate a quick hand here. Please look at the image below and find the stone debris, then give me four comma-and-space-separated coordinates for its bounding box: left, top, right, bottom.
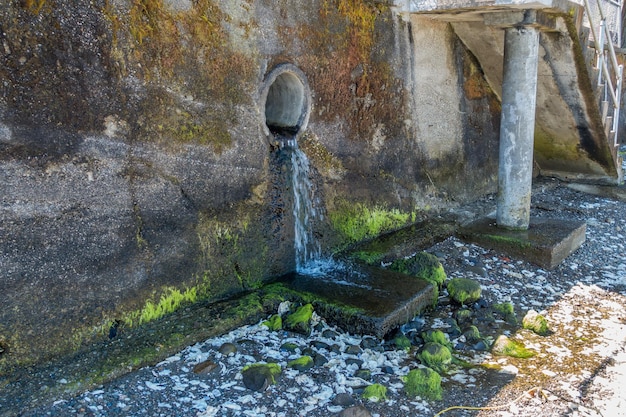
23, 182, 626, 417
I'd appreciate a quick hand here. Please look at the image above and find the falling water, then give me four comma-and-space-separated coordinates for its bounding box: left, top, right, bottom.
287, 138, 322, 272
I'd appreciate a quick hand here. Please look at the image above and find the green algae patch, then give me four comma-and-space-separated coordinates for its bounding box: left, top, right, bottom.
418, 342, 452, 373
242, 362, 282, 384
403, 367, 443, 401
492, 335, 535, 358
362, 383, 388, 402
422, 330, 452, 349
493, 302, 518, 324
394, 334, 412, 351
462, 325, 482, 344
390, 252, 446, 289
284, 304, 314, 335
447, 278, 482, 305
262, 314, 283, 331
287, 356, 314, 371
329, 201, 414, 246
522, 310, 550, 336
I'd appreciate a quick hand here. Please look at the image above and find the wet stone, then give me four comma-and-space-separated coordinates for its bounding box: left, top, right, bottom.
242, 368, 271, 392
339, 405, 373, 417
346, 358, 364, 368
280, 342, 299, 353
192, 359, 219, 375
310, 340, 330, 351
345, 345, 363, 355
332, 393, 356, 407
218, 343, 237, 356
322, 329, 340, 339
313, 354, 329, 366
354, 368, 371, 380
360, 337, 379, 350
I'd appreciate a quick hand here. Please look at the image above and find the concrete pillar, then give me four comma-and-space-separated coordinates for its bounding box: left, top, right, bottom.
496, 25, 540, 230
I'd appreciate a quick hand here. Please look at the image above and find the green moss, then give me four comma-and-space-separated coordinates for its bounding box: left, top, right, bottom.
362, 383, 388, 402
493, 302, 517, 324
390, 252, 446, 288
455, 308, 472, 324
285, 304, 314, 329
492, 335, 535, 358
394, 334, 412, 351
422, 330, 452, 349
446, 278, 482, 305
522, 310, 550, 336
262, 314, 283, 331
493, 302, 514, 316
403, 367, 443, 401
287, 356, 314, 371
418, 342, 452, 373
462, 325, 481, 344
330, 201, 414, 245
242, 363, 282, 385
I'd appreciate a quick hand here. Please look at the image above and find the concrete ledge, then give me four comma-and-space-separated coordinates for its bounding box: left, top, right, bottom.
278, 264, 436, 338
458, 217, 586, 269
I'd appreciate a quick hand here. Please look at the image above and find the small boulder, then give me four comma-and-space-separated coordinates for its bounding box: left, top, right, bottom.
447, 278, 482, 305
218, 342, 237, 356
192, 359, 219, 375
522, 310, 550, 336
287, 356, 314, 371
491, 335, 535, 358
338, 405, 372, 417
403, 367, 443, 401
389, 252, 446, 288
418, 342, 452, 372
284, 304, 314, 335
241, 363, 281, 392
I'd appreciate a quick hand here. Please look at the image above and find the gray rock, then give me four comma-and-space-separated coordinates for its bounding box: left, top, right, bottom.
192, 359, 219, 375
332, 393, 356, 407
218, 343, 237, 356
338, 405, 372, 417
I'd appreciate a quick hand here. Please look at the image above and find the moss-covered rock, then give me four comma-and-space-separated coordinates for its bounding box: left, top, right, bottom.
393, 334, 412, 351
462, 325, 481, 344
418, 342, 452, 372
403, 367, 443, 400
421, 330, 452, 349
362, 383, 387, 402
287, 356, 314, 371
522, 310, 550, 336
241, 363, 282, 392
284, 304, 314, 335
262, 314, 282, 331
493, 302, 517, 324
390, 252, 446, 288
446, 278, 482, 305
491, 335, 535, 358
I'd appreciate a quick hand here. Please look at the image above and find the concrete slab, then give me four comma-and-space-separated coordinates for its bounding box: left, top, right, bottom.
458, 217, 586, 269
277, 264, 436, 338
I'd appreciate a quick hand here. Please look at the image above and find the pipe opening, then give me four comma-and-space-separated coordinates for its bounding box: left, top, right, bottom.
261, 64, 311, 138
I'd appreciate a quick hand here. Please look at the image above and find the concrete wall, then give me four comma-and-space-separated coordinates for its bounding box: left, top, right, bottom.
0, 0, 500, 371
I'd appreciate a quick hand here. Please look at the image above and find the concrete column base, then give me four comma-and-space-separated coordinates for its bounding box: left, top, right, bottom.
459, 216, 586, 270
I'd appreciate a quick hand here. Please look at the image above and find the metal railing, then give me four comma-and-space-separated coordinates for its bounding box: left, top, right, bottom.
583, 0, 624, 146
